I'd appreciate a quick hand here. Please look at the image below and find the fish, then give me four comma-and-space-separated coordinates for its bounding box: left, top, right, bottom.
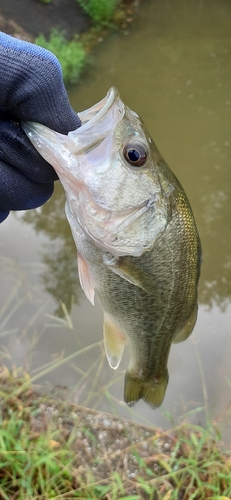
22, 87, 202, 409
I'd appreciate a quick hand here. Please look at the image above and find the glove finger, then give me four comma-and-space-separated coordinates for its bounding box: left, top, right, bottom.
0, 34, 81, 133
0, 211, 10, 223
0, 121, 58, 183
0, 159, 54, 212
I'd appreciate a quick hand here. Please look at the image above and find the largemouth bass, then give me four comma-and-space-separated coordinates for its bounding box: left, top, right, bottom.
22, 87, 201, 408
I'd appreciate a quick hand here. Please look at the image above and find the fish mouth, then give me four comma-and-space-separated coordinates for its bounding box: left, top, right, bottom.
67, 87, 124, 154
22, 87, 124, 158
78, 87, 119, 125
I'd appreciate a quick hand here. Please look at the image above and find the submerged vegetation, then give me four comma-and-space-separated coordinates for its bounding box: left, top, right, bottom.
0, 369, 230, 499
76, 0, 118, 26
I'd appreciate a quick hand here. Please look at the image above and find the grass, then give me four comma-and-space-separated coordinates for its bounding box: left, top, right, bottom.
0, 368, 230, 499
0, 411, 75, 498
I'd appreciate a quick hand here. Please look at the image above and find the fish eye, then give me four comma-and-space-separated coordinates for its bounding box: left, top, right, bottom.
123, 141, 148, 168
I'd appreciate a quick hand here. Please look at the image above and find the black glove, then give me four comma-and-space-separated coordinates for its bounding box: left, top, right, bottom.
0, 32, 81, 223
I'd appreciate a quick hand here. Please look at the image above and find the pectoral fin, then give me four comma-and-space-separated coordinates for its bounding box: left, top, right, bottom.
104, 255, 153, 294
103, 313, 126, 369
77, 253, 95, 305
173, 304, 198, 344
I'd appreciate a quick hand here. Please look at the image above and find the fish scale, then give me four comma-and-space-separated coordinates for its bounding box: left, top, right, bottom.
22, 87, 201, 409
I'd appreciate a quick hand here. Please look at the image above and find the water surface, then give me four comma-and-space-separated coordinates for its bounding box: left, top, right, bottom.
1, 0, 231, 442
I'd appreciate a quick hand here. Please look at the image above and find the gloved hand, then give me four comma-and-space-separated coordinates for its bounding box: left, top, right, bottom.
0, 32, 81, 223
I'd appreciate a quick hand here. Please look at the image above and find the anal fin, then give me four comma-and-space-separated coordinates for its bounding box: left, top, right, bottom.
103, 313, 126, 369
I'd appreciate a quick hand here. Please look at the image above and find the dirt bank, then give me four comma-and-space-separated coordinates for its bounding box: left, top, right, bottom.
0, 0, 89, 40
0, 0, 138, 41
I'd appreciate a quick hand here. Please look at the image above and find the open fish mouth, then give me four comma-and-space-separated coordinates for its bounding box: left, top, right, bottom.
22, 87, 123, 162
78, 87, 119, 125
66, 87, 125, 155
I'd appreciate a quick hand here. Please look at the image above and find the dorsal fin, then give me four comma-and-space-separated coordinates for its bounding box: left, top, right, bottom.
173, 304, 198, 344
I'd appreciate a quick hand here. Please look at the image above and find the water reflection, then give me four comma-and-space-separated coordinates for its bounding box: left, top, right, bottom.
1, 0, 231, 441
22, 183, 81, 316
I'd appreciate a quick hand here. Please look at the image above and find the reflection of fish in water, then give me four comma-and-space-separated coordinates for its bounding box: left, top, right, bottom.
23, 87, 202, 408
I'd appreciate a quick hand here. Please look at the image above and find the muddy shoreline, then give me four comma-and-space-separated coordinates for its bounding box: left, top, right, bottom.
0, 0, 138, 41
0, 0, 89, 40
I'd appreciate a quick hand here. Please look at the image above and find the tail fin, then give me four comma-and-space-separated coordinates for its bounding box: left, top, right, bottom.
124, 371, 169, 409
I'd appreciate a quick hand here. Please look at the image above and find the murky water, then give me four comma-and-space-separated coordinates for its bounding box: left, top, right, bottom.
1, 0, 231, 442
